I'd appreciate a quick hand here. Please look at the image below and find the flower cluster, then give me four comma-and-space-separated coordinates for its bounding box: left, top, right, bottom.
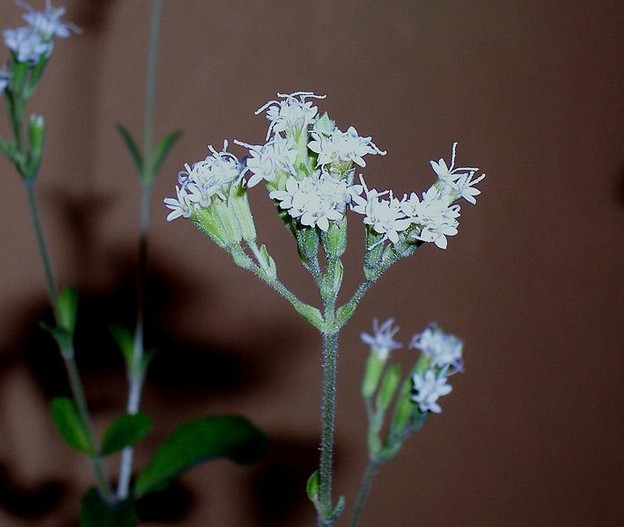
164, 141, 243, 221
410, 324, 463, 414
2, 1, 77, 66
165, 92, 484, 253
361, 319, 463, 414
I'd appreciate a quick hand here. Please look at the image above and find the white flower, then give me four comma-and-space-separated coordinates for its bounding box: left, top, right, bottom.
401, 187, 460, 249
309, 126, 386, 168
269, 171, 357, 232
18, 0, 79, 40
256, 91, 326, 140
0, 66, 10, 92
235, 137, 297, 188
3, 27, 51, 62
451, 171, 486, 205
411, 369, 453, 414
360, 318, 402, 360
164, 185, 197, 222
430, 142, 485, 205
165, 141, 242, 217
352, 177, 410, 245
410, 325, 463, 372
430, 142, 479, 184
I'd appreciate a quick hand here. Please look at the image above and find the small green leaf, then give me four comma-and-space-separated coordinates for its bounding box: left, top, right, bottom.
40, 322, 73, 354
80, 487, 137, 527
327, 495, 346, 522
57, 286, 78, 333
116, 123, 144, 175
110, 325, 134, 366
101, 413, 153, 456
148, 129, 182, 182
134, 415, 268, 497
306, 470, 320, 504
50, 397, 95, 456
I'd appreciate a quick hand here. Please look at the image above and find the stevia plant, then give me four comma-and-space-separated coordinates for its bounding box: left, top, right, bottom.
164, 91, 485, 525
0, 2, 268, 525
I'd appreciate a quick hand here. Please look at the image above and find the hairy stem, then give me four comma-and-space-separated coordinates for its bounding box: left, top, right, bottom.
318, 327, 339, 526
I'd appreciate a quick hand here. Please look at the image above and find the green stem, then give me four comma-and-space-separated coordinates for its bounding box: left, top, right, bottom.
24, 179, 58, 316
118, 0, 163, 498
117, 180, 153, 499
23, 179, 111, 501
349, 459, 381, 527
142, 0, 163, 165
62, 343, 112, 501
318, 327, 339, 526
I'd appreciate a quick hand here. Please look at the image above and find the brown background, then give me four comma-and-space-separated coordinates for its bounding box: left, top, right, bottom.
1, 0, 623, 525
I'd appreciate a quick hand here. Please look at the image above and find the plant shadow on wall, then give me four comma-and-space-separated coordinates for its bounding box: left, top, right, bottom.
0, 245, 320, 525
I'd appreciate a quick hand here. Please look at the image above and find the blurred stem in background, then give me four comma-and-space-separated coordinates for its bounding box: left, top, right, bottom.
117, 0, 164, 500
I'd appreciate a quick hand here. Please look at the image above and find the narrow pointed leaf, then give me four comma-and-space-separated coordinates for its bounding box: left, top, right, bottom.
101, 413, 153, 456
134, 415, 268, 497
80, 487, 137, 527
57, 286, 78, 333
116, 123, 144, 175
148, 129, 182, 182
110, 325, 134, 366
50, 397, 95, 456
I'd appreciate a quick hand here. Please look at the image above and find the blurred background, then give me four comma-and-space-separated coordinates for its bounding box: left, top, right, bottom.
0, 0, 623, 525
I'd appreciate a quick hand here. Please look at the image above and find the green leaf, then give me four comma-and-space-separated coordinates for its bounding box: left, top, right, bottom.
50, 397, 95, 456
134, 415, 268, 497
110, 325, 134, 366
80, 487, 137, 527
148, 129, 182, 182
306, 470, 320, 504
57, 286, 78, 333
101, 413, 153, 456
116, 123, 144, 175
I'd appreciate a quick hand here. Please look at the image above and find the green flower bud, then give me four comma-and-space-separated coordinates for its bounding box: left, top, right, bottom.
362, 353, 386, 399
375, 363, 401, 413
320, 218, 347, 258
27, 113, 45, 177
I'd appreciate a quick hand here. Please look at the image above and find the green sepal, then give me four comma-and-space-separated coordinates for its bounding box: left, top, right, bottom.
306, 470, 320, 504
320, 259, 343, 300
80, 487, 137, 527
147, 129, 182, 183
57, 285, 78, 333
134, 415, 268, 498
0, 139, 18, 162
362, 353, 386, 399
320, 219, 347, 258
116, 123, 144, 175
24, 54, 49, 99
101, 413, 153, 456
26, 113, 45, 178
363, 227, 385, 280
376, 363, 401, 413
390, 379, 414, 439
229, 184, 256, 242
50, 397, 95, 456
8, 55, 28, 95
257, 244, 277, 278
295, 227, 320, 269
